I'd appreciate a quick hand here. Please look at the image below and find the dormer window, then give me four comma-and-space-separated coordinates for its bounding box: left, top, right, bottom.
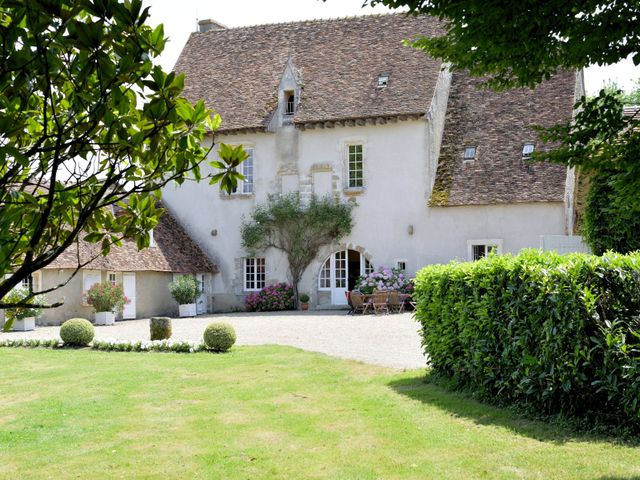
463, 146, 477, 161
522, 143, 535, 159
377, 74, 389, 88
285, 90, 295, 115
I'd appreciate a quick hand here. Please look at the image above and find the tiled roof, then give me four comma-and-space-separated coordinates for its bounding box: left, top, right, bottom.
45, 209, 218, 273
430, 70, 577, 206
174, 14, 444, 131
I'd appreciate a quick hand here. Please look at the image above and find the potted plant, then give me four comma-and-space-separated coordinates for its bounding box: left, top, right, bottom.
299, 292, 310, 311
4, 287, 44, 331
86, 282, 128, 326
169, 275, 200, 317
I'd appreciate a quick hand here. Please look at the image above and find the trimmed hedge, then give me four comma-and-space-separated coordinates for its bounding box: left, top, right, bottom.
60, 318, 95, 346
414, 250, 640, 428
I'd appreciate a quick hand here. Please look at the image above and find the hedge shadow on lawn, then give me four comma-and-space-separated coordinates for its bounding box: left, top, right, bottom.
387, 373, 638, 447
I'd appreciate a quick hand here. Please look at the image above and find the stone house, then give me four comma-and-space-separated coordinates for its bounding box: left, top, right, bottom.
162, 13, 584, 310
28, 209, 217, 325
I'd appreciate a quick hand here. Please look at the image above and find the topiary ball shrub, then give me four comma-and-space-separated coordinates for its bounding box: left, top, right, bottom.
60, 318, 95, 347
150, 317, 172, 341
203, 322, 236, 352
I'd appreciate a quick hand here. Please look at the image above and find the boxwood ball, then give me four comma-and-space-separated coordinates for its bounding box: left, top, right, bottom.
203, 322, 236, 352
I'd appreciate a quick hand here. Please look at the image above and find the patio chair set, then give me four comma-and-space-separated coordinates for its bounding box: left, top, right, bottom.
346, 290, 412, 315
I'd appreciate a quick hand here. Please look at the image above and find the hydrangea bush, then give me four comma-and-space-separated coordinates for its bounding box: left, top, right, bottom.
245, 282, 294, 312
354, 266, 412, 294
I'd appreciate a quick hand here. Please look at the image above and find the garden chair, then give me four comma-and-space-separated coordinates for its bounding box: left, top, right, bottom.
387, 291, 404, 313
370, 291, 389, 315
350, 291, 371, 314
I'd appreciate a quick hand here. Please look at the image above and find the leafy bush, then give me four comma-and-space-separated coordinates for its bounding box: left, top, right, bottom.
150, 317, 172, 340
414, 250, 640, 430
203, 322, 236, 352
4, 287, 45, 324
299, 292, 310, 303
354, 266, 411, 294
168, 275, 200, 305
582, 169, 640, 254
60, 318, 95, 346
245, 283, 294, 312
87, 282, 128, 312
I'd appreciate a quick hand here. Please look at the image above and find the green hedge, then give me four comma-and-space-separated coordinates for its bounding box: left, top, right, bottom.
414, 250, 640, 428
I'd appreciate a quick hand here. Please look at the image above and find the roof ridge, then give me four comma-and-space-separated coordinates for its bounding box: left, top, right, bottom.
194, 12, 412, 33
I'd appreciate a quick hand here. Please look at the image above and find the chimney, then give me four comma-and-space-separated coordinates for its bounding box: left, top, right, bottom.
198, 19, 227, 33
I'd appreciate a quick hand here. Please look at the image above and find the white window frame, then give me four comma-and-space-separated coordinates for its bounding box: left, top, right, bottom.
463, 146, 477, 162
107, 271, 117, 286
346, 143, 364, 189
522, 142, 535, 159
377, 74, 389, 88
467, 239, 503, 261
244, 257, 265, 291
229, 146, 255, 196
284, 90, 295, 115
318, 257, 331, 291
395, 259, 408, 272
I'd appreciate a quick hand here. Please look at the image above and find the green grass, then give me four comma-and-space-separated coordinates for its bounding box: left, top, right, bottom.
0, 347, 638, 480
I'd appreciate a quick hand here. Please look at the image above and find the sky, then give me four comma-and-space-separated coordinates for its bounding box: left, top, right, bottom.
142, 0, 640, 95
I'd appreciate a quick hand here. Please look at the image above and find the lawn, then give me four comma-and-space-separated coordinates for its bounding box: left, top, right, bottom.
0, 347, 638, 479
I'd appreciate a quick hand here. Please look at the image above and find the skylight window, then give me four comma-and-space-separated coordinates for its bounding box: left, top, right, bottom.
377, 74, 389, 88
522, 143, 535, 159
463, 146, 477, 161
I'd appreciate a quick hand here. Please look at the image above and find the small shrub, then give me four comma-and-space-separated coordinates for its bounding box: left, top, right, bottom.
60, 318, 95, 346
168, 275, 200, 305
150, 317, 172, 340
298, 292, 310, 303
86, 282, 128, 312
203, 322, 236, 352
245, 282, 294, 312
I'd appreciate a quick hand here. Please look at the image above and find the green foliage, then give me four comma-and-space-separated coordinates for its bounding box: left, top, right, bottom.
203, 322, 237, 352
582, 170, 640, 255
168, 275, 200, 305
60, 318, 95, 347
367, 0, 640, 90
3, 287, 44, 327
0, 0, 242, 309
298, 293, 310, 303
536, 91, 640, 215
150, 317, 172, 341
86, 282, 128, 312
621, 78, 640, 105
241, 193, 354, 304
414, 250, 640, 430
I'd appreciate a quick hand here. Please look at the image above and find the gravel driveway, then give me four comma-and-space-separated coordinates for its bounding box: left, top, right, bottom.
1, 310, 427, 370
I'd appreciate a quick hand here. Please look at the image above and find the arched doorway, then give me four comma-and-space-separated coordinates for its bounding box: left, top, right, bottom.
318, 249, 373, 305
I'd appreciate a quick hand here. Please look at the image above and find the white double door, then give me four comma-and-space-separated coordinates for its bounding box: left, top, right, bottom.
326, 250, 370, 305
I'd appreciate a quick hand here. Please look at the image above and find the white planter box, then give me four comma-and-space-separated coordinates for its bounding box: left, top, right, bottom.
94, 311, 115, 326
12, 317, 35, 331
178, 303, 196, 317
